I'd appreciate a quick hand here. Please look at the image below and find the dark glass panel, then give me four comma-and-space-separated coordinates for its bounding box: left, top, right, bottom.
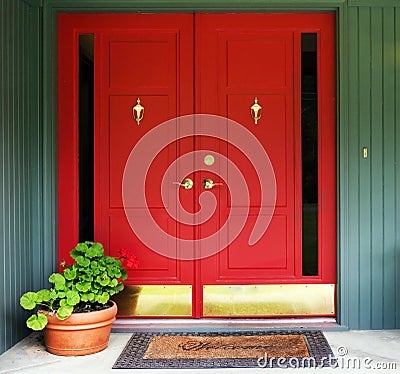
301, 33, 318, 276
79, 34, 94, 242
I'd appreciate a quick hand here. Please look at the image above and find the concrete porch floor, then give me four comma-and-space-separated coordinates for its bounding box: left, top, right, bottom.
0, 319, 399, 373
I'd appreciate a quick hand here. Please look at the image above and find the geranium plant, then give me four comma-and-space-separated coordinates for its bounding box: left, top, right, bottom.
20, 241, 138, 331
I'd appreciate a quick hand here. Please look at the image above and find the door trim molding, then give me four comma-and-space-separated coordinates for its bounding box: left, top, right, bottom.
46, 0, 346, 9
46, 0, 348, 327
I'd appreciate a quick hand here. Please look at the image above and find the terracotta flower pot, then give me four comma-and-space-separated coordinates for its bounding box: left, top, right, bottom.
42, 301, 117, 356
111, 286, 143, 316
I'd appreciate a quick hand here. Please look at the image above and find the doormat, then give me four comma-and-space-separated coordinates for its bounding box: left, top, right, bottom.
113, 330, 335, 369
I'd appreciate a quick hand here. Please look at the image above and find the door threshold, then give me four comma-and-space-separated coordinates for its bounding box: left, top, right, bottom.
112, 317, 346, 332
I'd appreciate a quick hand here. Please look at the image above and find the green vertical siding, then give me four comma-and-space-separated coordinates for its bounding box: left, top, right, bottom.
395, 6, 400, 332
370, 7, 384, 329
0, 0, 46, 354
345, 4, 400, 329
381, 7, 397, 329
346, 5, 360, 329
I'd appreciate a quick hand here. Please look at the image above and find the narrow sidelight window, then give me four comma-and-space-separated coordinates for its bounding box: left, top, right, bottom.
78, 34, 94, 242
301, 33, 319, 276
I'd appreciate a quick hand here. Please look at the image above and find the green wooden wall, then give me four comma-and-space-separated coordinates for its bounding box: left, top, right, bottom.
0, 0, 50, 354
1, 0, 400, 355
345, 2, 400, 329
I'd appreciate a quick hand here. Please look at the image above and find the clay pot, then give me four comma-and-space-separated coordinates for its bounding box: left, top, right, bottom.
111, 286, 143, 316
42, 301, 117, 356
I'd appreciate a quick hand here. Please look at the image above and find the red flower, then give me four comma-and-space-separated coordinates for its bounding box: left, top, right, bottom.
118, 248, 140, 270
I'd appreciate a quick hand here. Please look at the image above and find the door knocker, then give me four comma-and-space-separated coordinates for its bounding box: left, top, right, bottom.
250, 97, 262, 125
132, 98, 144, 125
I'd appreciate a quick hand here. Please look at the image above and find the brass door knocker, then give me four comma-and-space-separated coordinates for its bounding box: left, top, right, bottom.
132, 98, 144, 125
250, 97, 262, 125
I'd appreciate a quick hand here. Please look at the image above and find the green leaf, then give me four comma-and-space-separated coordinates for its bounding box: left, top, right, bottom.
111, 287, 123, 296
95, 292, 109, 304
76, 282, 91, 292
104, 256, 115, 264
49, 273, 66, 290
26, 314, 48, 330
81, 274, 93, 282
86, 242, 104, 258
86, 292, 95, 302
96, 275, 110, 287
57, 291, 66, 299
120, 268, 128, 281
109, 279, 118, 287
36, 289, 51, 302
114, 259, 122, 267
76, 256, 90, 267
65, 280, 73, 289
63, 268, 77, 280
107, 265, 122, 278
70, 249, 79, 259
75, 242, 89, 254
57, 305, 74, 320
66, 290, 80, 305
20, 292, 38, 310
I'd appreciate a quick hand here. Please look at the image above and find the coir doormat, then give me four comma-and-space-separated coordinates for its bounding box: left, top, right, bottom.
113, 331, 335, 369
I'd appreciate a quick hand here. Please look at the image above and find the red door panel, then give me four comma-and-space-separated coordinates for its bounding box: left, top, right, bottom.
94, 15, 195, 286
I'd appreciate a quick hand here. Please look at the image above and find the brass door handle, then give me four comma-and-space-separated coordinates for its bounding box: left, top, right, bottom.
202, 178, 223, 190
173, 178, 194, 190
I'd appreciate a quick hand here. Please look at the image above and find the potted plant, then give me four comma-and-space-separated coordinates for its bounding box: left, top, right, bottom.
19, 241, 138, 356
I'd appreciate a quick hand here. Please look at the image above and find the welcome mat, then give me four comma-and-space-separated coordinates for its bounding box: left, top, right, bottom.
113, 331, 335, 369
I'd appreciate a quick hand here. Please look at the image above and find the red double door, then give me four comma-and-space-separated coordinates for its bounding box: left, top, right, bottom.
58, 13, 336, 318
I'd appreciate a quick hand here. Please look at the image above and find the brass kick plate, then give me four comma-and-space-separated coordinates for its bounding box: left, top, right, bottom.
112, 285, 192, 317
203, 284, 335, 316
113, 284, 335, 317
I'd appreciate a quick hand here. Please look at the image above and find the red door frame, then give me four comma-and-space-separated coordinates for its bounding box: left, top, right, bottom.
57, 13, 336, 309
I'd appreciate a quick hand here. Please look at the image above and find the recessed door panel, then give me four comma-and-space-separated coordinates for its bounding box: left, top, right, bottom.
109, 39, 173, 89
225, 38, 289, 89
109, 95, 173, 208
226, 215, 288, 270
227, 94, 289, 207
